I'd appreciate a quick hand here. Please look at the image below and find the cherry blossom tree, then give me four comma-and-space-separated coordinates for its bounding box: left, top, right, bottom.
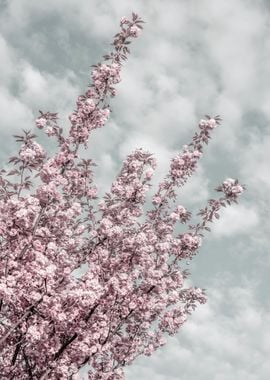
0, 13, 244, 380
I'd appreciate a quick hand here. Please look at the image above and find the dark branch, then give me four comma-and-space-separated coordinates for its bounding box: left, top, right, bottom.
11, 337, 22, 365
53, 333, 78, 361
23, 349, 33, 379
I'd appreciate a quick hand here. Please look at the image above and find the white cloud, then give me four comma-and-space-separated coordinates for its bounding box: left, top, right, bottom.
0, 34, 17, 86
0, 89, 33, 134
211, 203, 260, 238
19, 63, 79, 117
239, 132, 270, 192
125, 282, 270, 380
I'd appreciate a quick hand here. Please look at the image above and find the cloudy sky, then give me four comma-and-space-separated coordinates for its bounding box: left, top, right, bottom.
0, 0, 269, 379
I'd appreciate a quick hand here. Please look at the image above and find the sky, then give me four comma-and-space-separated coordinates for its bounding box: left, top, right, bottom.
0, 0, 269, 379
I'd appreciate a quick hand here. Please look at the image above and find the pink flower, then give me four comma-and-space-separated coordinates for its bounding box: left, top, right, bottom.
120, 16, 129, 25
193, 150, 202, 158
9, 228, 17, 237
47, 242, 57, 252
26, 325, 41, 341
87, 188, 98, 198
35, 117, 47, 129
223, 178, 235, 186
232, 184, 244, 195
36, 182, 62, 205
152, 196, 162, 205
170, 212, 179, 221
19, 141, 46, 167
208, 118, 217, 129
45, 126, 56, 136
129, 25, 140, 38
145, 168, 154, 180
33, 240, 45, 252
177, 205, 186, 215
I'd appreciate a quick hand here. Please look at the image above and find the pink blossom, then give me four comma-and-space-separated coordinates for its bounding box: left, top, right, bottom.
45, 126, 55, 136
145, 168, 154, 180
170, 212, 179, 221
152, 195, 162, 205
0, 14, 245, 380
181, 233, 202, 250
32, 239, 45, 252
129, 25, 140, 37
232, 184, 244, 194
8, 228, 17, 237
26, 325, 42, 341
208, 118, 217, 129
120, 16, 129, 25
35, 117, 47, 129
36, 182, 62, 205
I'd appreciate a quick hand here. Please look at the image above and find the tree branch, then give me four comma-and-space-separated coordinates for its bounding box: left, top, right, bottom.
0, 297, 43, 348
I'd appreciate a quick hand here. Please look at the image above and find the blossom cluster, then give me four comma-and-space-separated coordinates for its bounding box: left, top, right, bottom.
0, 13, 245, 380
169, 148, 202, 180
220, 178, 244, 199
